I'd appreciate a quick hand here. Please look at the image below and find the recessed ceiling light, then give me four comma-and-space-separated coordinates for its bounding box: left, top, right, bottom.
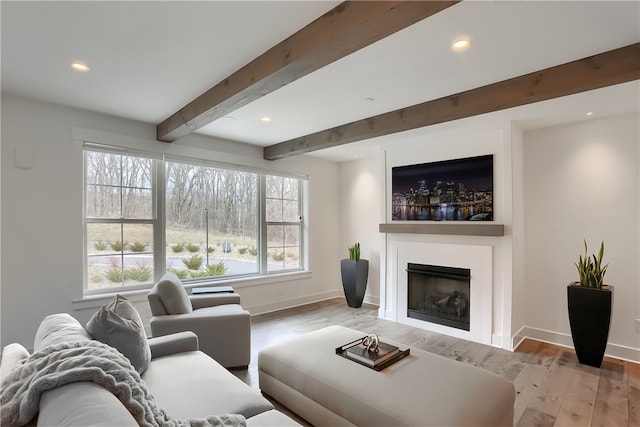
261, 116, 272, 123
71, 61, 90, 72
452, 37, 471, 52
586, 111, 594, 116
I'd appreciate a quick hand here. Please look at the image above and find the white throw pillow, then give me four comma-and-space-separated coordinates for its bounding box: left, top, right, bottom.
86, 295, 151, 374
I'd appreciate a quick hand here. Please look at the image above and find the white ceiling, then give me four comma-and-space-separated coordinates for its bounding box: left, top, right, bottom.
2, 1, 639, 162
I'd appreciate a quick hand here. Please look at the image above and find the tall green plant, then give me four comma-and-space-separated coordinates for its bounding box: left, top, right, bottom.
348, 242, 361, 261
575, 240, 608, 288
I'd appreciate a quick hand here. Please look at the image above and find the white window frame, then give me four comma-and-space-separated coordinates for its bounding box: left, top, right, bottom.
82, 142, 308, 296
262, 175, 304, 274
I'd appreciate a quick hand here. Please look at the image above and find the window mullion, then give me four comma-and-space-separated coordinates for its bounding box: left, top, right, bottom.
153, 159, 165, 283
259, 175, 267, 274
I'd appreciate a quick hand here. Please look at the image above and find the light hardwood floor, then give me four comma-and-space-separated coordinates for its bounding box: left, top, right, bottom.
231, 298, 639, 427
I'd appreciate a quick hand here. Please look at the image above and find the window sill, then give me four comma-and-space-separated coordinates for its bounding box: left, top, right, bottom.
72, 288, 151, 310
185, 270, 312, 291
73, 270, 312, 310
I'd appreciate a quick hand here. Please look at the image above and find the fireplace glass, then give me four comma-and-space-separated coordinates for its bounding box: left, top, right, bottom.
407, 263, 470, 331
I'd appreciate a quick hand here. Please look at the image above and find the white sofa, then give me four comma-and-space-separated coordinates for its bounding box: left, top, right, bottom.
0, 311, 299, 426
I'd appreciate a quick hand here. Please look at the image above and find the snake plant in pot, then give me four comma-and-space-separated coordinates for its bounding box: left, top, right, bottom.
567, 240, 612, 368
341, 242, 369, 308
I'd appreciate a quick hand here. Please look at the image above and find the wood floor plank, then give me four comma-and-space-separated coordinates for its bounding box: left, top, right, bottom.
592, 358, 629, 427
479, 348, 526, 380
453, 339, 494, 368
231, 298, 638, 427
553, 362, 599, 427
628, 361, 640, 427
515, 338, 543, 357
514, 363, 556, 424
517, 349, 581, 426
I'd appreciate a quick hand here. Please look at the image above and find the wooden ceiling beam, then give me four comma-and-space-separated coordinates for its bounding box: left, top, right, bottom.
156, 0, 460, 142
264, 43, 640, 160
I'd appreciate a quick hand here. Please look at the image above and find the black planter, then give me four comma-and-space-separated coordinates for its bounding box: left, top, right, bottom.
341, 259, 369, 308
567, 283, 613, 368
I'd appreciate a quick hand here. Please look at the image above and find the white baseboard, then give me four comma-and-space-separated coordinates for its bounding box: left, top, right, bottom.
246, 290, 344, 316
363, 295, 380, 306
247, 291, 380, 318
513, 326, 640, 363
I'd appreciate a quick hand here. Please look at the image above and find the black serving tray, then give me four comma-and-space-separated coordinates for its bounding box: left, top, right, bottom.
335, 337, 410, 371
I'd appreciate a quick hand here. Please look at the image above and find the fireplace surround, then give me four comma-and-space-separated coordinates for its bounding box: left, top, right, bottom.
388, 240, 494, 345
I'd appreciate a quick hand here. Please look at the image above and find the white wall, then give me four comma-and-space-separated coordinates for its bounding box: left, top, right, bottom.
510, 124, 526, 345
338, 157, 381, 305
1, 94, 342, 348
522, 113, 639, 361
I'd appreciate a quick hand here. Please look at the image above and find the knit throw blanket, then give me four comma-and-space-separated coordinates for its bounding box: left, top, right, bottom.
0, 340, 246, 427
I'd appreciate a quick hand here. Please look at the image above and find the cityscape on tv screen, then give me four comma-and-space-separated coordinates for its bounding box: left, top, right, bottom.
392, 155, 493, 221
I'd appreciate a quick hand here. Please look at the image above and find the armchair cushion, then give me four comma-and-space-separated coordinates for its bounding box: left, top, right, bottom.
155, 272, 192, 315
86, 294, 151, 374
190, 293, 241, 309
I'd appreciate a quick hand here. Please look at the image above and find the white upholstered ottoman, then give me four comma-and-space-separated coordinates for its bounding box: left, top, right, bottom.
258, 326, 515, 426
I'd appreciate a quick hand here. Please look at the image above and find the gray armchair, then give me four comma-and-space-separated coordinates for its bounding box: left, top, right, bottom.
147, 272, 251, 368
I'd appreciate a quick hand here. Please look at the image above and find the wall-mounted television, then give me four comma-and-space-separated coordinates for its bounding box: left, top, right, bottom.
392, 154, 493, 221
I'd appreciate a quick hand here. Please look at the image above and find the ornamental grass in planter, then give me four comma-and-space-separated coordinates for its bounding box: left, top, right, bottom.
567, 240, 612, 368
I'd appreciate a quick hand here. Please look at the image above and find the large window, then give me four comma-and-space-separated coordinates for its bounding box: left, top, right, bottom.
85, 150, 158, 293
84, 147, 305, 295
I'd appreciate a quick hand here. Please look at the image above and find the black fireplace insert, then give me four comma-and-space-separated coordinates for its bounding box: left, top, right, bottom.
407, 263, 470, 331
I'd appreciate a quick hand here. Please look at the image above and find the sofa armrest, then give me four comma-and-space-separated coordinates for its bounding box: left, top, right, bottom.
148, 331, 199, 359
1, 343, 30, 383
190, 293, 241, 309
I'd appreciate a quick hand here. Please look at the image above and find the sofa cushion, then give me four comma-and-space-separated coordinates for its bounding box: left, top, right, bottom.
155, 272, 192, 314
34, 313, 92, 352
142, 350, 273, 420
0, 343, 30, 383
86, 295, 151, 374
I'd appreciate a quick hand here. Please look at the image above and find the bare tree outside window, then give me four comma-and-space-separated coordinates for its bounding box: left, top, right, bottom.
165, 161, 258, 279
84, 148, 305, 294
